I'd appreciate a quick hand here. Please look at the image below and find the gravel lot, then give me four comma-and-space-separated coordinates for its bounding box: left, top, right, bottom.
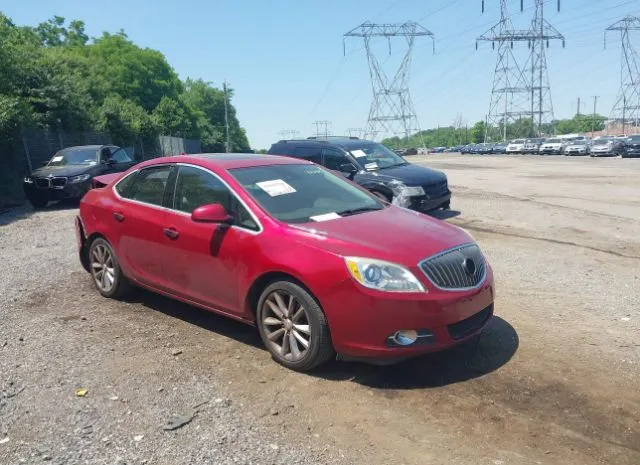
1, 154, 639, 465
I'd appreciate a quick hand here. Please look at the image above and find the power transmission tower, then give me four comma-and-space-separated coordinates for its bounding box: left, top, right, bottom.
343, 22, 434, 142
313, 120, 332, 138
528, 0, 564, 135
477, 0, 535, 141
278, 130, 300, 140
605, 16, 640, 135
347, 128, 365, 138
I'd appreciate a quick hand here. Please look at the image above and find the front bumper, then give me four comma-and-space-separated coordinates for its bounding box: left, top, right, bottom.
323, 266, 495, 361
590, 149, 615, 156
24, 179, 91, 201
410, 192, 451, 212
539, 147, 562, 154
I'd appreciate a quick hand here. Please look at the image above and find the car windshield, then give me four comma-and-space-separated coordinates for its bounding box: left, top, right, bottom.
346, 142, 407, 169
594, 139, 611, 145
47, 148, 98, 166
230, 163, 384, 224
546, 139, 561, 144
628, 136, 640, 142
571, 140, 587, 145
512, 139, 525, 144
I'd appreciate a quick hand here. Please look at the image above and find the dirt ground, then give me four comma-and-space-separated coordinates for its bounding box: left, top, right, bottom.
1, 154, 638, 464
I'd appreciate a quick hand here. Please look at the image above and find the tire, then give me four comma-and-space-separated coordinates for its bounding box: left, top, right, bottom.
88, 237, 132, 299
28, 196, 48, 209
257, 280, 334, 372
442, 201, 451, 210
371, 190, 391, 202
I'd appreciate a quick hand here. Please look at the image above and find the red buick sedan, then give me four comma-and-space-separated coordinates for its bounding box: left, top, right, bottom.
76, 154, 494, 371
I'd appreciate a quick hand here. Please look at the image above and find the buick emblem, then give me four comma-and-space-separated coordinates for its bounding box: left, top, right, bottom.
462, 258, 477, 276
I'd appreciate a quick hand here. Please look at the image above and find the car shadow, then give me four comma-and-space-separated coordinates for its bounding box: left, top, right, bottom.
125, 288, 517, 389
0, 199, 80, 226
313, 316, 518, 389
126, 288, 264, 350
429, 209, 461, 220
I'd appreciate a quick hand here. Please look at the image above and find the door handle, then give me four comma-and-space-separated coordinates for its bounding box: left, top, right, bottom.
163, 227, 179, 240
113, 212, 125, 222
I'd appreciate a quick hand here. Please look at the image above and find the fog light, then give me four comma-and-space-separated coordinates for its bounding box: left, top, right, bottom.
392, 330, 418, 346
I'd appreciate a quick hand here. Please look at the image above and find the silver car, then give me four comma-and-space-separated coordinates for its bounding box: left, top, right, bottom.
564, 140, 590, 156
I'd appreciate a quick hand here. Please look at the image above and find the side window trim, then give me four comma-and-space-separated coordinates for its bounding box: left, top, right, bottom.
112, 164, 174, 210
172, 163, 263, 234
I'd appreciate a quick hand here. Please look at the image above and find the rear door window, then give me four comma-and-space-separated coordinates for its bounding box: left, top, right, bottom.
126, 166, 172, 206
289, 146, 322, 164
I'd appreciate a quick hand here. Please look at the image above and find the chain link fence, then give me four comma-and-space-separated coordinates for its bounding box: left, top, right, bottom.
0, 127, 202, 207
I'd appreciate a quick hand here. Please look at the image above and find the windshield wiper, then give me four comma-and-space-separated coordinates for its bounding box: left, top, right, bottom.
337, 206, 383, 217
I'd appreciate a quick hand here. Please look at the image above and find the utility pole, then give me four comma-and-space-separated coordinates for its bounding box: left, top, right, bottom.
591, 96, 599, 137
605, 16, 640, 135
577, 97, 581, 116
278, 130, 300, 140
223, 82, 231, 153
344, 22, 434, 143
347, 128, 365, 138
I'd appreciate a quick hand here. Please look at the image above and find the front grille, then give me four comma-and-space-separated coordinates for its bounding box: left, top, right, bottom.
419, 244, 486, 290
423, 181, 448, 198
51, 177, 67, 188
35, 178, 50, 188
447, 305, 493, 340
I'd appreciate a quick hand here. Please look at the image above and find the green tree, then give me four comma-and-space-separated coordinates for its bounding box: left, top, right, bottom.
471, 121, 487, 143
152, 96, 197, 138
97, 95, 155, 145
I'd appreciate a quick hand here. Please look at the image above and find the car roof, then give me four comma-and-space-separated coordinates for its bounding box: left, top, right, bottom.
60, 145, 109, 151
272, 137, 373, 149
135, 153, 311, 170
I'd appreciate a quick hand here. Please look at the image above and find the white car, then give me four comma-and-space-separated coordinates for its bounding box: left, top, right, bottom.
564, 140, 590, 156
539, 138, 565, 155
506, 139, 525, 154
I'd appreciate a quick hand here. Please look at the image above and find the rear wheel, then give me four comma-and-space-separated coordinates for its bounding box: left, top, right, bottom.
257, 280, 334, 372
88, 238, 132, 299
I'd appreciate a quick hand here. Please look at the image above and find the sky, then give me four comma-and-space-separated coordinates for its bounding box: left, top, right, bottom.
3, 0, 640, 148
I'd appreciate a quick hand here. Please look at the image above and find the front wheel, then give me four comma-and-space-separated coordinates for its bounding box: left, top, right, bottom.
28, 196, 48, 209
257, 281, 334, 371
88, 238, 132, 299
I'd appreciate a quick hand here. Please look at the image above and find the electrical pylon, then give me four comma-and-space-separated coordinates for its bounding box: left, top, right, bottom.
605, 16, 640, 133
528, 0, 564, 135
477, 1, 534, 141
343, 22, 434, 142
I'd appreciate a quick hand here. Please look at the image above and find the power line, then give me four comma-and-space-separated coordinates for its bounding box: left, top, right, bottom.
313, 120, 332, 138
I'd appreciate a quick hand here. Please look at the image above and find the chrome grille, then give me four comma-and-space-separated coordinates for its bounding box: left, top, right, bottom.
34, 177, 67, 189
419, 244, 486, 290
51, 177, 67, 188
35, 178, 50, 188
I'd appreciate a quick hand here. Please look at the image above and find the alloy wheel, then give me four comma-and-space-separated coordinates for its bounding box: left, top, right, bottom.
91, 244, 115, 292
261, 291, 311, 361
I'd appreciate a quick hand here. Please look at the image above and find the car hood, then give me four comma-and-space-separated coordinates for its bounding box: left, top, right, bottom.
30, 164, 98, 178
354, 163, 447, 186
290, 206, 473, 266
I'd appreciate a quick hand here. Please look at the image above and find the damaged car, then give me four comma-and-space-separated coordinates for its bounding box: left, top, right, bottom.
268, 137, 451, 212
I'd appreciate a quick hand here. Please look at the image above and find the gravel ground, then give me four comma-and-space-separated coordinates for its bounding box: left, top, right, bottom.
1, 155, 639, 465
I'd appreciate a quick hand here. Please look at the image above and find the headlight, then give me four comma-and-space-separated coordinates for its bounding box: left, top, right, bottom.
24, 177, 33, 184
69, 174, 91, 183
344, 257, 426, 293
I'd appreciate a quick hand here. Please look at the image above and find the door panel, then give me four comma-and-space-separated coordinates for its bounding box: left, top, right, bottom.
159, 165, 260, 314
114, 165, 173, 289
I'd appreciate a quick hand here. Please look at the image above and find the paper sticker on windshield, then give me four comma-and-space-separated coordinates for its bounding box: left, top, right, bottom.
256, 179, 296, 197
310, 212, 341, 222
51, 156, 63, 162
351, 149, 367, 158
364, 162, 378, 170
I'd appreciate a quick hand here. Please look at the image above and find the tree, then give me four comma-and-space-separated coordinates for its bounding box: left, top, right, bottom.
97, 95, 154, 145
471, 121, 487, 143
152, 96, 197, 138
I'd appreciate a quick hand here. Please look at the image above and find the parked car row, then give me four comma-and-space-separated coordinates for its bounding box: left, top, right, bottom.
456, 134, 640, 158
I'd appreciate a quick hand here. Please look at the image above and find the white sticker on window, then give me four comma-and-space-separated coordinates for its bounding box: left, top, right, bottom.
310, 212, 341, 222
351, 149, 367, 158
256, 179, 296, 197
364, 162, 378, 170
51, 156, 63, 162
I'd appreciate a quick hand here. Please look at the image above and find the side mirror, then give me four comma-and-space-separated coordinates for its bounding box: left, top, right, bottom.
191, 203, 233, 224
339, 163, 357, 173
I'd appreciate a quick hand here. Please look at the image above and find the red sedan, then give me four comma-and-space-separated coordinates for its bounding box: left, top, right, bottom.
76, 154, 494, 371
